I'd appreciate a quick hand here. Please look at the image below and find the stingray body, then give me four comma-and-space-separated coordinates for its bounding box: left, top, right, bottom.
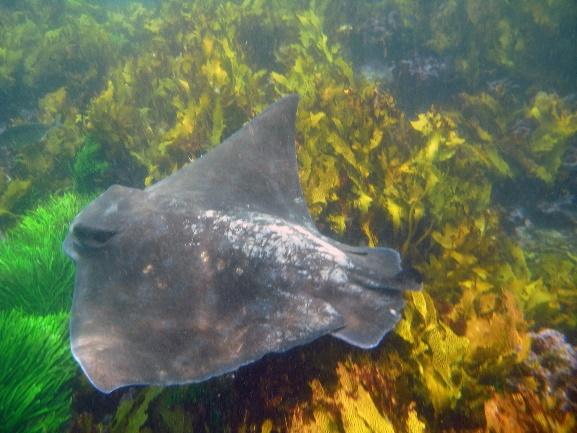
64, 95, 421, 393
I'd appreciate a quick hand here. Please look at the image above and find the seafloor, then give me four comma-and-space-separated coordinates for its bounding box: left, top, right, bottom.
0, 1, 576, 432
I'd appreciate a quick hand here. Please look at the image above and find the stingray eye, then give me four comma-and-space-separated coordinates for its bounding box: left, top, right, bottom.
72, 223, 116, 248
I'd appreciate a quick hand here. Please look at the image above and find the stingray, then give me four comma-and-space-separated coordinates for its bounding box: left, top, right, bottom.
63, 95, 421, 393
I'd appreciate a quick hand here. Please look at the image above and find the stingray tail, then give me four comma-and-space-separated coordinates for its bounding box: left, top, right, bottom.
327, 245, 422, 348
344, 246, 422, 292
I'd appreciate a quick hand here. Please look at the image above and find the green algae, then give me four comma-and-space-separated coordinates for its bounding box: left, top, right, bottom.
0, 310, 75, 433
72, 134, 111, 194
0, 193, 88, 314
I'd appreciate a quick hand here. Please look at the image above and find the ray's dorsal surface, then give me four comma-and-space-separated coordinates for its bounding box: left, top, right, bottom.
63, 95, 421, 393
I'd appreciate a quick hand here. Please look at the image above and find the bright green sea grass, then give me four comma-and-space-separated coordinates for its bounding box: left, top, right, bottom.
0, 310, 75, 433
0, 193, 88, 314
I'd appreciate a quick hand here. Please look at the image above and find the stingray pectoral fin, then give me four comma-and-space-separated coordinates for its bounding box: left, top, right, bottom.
70, 280, 345, 393
238, 291, 346, 354
329, 287, 405, 349
148, 95, 314, 227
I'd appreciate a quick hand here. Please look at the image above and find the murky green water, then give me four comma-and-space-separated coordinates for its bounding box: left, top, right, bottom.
1, 1, 576, 432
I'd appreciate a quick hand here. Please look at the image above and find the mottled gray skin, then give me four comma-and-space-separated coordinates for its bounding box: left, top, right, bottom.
64, 95, 421, 393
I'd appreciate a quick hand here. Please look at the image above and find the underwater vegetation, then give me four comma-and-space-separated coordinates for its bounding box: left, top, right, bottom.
331, 0, 577, 94
0, 86, 85, 227
71, 134, 111, 194
0, 193, 88, 432
0, 310, 75, 433
0, 0, 575, 432
0, 193, 88, 314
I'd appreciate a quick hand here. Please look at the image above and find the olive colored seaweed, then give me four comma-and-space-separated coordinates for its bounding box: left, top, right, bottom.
288, 361, 425, 433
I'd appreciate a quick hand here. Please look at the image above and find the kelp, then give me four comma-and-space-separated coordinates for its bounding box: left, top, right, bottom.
349, 0, 577, 92
86, 0, 275, 185
288, 362, 413, 433
107, 388, 163, 433
502, 210, 577, 339
484, 389, 576, 433
285, 290, 534, 432
519, 92, 577, 183
0, 86, 84, 229
458, 89, 577, 184
0, 178, 31, 222
69, 381, 237, 433
0, 1, 142, 222
0, 0, 133, 116
396, 292, 473, 416
484, 329, 577, 433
